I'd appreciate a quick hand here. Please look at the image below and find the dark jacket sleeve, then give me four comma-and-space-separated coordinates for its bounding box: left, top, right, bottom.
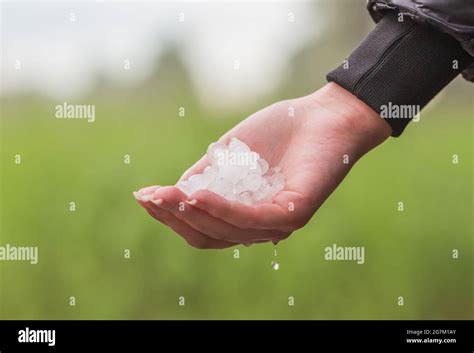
368, 0, 474, 81
327, 1, 474, 137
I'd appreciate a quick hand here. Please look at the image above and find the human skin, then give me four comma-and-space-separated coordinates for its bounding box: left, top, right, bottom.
134, 82, 392, 249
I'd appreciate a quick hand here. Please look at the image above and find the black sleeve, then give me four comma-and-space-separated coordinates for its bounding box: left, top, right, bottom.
326, 11, 473, 137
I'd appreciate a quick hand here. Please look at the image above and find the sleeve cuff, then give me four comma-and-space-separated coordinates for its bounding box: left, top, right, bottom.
326, 11, 473, 137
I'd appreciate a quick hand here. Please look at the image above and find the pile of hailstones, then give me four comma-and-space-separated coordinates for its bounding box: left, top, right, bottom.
176, 138, 285, 205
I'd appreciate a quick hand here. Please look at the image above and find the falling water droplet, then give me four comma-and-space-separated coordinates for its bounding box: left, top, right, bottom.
271, 261, 279, 270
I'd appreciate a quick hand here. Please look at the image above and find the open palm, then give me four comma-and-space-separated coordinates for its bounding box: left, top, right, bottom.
134, 83, 391, 248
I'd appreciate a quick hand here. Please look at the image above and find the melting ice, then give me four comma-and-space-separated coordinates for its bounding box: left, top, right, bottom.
176, 137, 285, 205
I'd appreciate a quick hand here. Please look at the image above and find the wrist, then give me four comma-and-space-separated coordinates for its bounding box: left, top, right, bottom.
303, 82, 392, 157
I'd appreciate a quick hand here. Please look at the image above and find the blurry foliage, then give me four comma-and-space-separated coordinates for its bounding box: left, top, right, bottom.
0, 0, 472, 319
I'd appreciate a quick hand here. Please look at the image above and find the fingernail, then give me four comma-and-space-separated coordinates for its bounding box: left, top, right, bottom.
141, 194, 154, 202
138, 185, 161, 197
186, 199, 197, 206
152, 198, 163, 206
133, 191, 141, 200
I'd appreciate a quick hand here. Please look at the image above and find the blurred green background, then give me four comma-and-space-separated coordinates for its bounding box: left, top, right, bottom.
0, 0, 472, 320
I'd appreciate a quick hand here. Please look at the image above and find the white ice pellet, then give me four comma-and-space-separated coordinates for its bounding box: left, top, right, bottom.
239, 191, 254, 206
234, 180, 248, 194
257, 159, 269, 175
176, 180, 192, 195
188, 173, 211, 193
269, 172, 285, 191
229, 137, 250, 154
209, 177, 235, 197
176, 137, 285, 205
242, 173, 262, 192
207, 142, 227, 165
218, 164, 241, 184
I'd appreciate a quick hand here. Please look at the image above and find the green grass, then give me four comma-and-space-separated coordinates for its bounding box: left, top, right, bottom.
0, 94, 472, 320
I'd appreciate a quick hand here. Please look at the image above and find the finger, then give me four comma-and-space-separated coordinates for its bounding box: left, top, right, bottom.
243, 239, 272, 247
134, 189, 291, 247
182, 201, 290, 242
178, 155, 209, 182
136, 185, 161, 198
134, 188, 226, 247
186, 189, 306, 231
133, 190, 155, 210
136, 193, 235, 249
148, 207, 235, 249
151, 187, 288, 243
133, 191, 167, 225
145, 207, 167, 225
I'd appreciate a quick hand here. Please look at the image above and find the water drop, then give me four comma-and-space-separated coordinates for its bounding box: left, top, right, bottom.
271, 261, 279, 270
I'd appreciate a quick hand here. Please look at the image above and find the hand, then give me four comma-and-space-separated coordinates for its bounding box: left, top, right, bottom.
134, 82, 392, 249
